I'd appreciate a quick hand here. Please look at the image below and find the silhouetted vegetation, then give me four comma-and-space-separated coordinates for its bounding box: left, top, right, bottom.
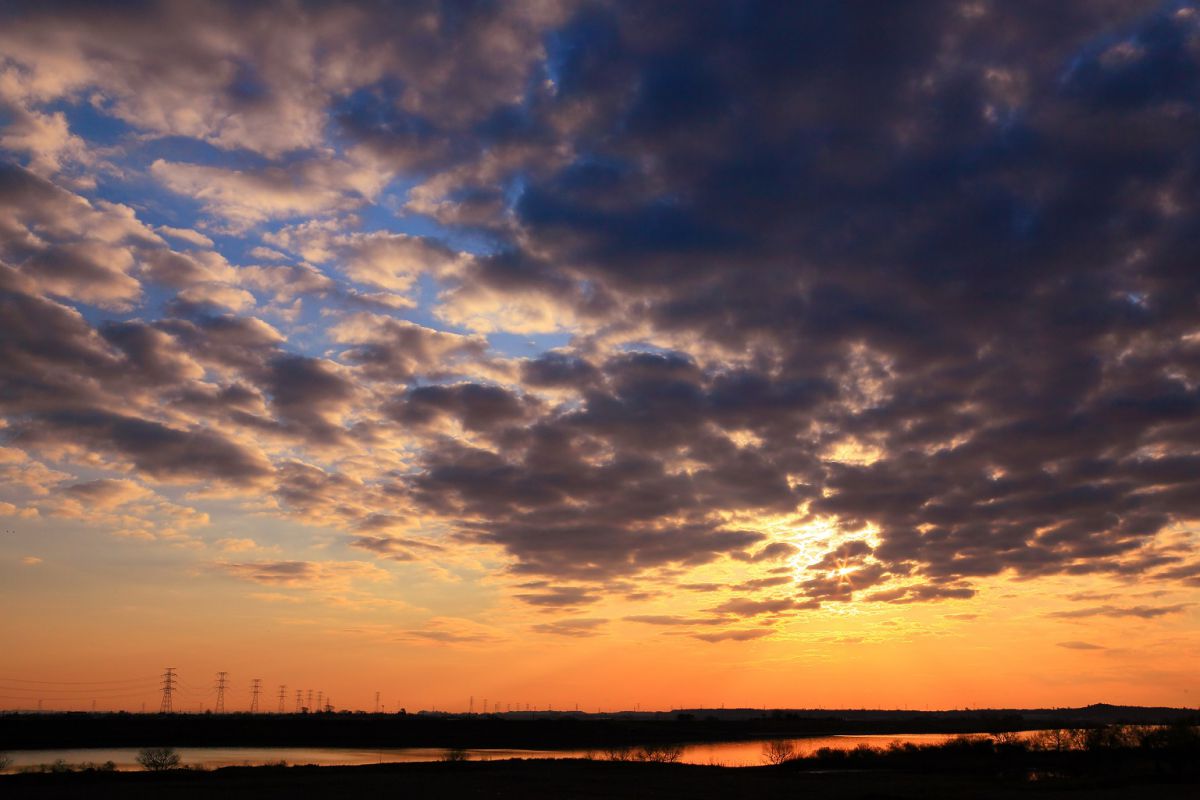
760, 739, 797, 765
14, 760, 117, 774
135, 747, 180, 771
771, 722, 1200, 780
439, 747, 469, 762
600, 744, 683, 763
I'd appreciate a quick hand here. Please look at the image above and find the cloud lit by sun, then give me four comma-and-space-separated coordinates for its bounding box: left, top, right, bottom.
0, 0, 1198, 713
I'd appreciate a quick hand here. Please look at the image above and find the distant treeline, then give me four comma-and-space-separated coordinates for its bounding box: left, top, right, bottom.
2, 706, 1197, 750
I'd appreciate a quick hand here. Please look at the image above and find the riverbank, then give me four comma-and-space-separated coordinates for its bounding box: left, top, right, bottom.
2, 758, 1198, 800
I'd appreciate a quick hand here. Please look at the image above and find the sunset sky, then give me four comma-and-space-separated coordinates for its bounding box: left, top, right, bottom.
1, 0, 1199, 714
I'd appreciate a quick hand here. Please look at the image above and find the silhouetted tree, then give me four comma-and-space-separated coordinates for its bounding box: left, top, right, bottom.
762, 739, 797, 765
136, 747, 180, 771
636, 744, 683, 763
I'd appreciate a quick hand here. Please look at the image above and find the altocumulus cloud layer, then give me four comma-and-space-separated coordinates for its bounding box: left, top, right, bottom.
1, 0, 1199, 632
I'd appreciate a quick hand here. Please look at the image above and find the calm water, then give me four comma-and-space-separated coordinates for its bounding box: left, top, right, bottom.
3, 732, 1026, 771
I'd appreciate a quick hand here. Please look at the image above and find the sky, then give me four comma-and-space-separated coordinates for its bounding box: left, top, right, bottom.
1, 0, 1199, 715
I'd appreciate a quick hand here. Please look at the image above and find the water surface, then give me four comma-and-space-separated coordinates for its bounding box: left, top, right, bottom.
3, 731, 1029, 771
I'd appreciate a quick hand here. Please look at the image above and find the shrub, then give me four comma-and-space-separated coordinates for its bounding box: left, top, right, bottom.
604, 746, 635, 761
440, 748, 469, 762
762, 739, 798, 765
0, 752, 11, 771
137, 747, 181, 771
635, 744, 684, 763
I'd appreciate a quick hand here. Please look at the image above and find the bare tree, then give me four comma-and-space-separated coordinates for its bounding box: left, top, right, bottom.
762, 739, 798, 765
136, 747, 181, 771
636, 744, 684, 763
604, 745, 635, 761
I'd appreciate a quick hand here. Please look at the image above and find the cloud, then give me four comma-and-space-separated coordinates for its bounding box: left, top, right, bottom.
266, 226, 466, 294
513, 585, 601, 609
624, 615, 727, 627
151, 157, 389, 228
349, 534, 444, 562
0, 1, 563, 160
18, 409, 272, 484
693, 629, 773, 643
399, 617, 505, 646
215, 538, 261, 553
0, 163, 156, 309
60, 478, 153, 509
530, 617, 607, 637
711, 596, 804, 617
328, 313, 488, 382
1047, 604, 1192, 620
2, 0, 1200, 626
390, 383, 533, 433
157, 226, 214, 248
214, 559, 389, 588
1057, 641, 1106, 650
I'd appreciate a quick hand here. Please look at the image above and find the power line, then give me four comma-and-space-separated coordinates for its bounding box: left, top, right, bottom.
250, 678, 261, 713
0, 684, 157, 694
0, 676, 158, 685
278, 684, 288, 714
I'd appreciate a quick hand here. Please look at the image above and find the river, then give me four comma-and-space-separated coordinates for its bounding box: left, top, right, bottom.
3, 731, 1031, 771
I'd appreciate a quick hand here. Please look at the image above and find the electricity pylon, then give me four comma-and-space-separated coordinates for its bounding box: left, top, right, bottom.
215, 672, 228, 713
158, 667, 176, 713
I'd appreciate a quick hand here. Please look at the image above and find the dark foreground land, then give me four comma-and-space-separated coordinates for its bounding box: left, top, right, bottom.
2, 758, 1199, 800
5, 726, 1200, 800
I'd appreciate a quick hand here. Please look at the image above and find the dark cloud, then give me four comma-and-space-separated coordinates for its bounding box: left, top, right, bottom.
624, 614, 728, 627
730, 576, 792, 592
349, 534, 444, 562
18, 409, 271, 483
865, 584, 976, 604
3, 0, 1200, 613
259, 353, 357, 444
693, 629, 773, 643
1047, 603, 1192, 619
1057, 641, 1106, 650
213, 559, 386, 587
520, 353, 601, 388
530, 617, 608, 637
711, 596, 803, 617
390, 383, 532, 433
513, 585, 601, 609
731, 542, 799, 563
